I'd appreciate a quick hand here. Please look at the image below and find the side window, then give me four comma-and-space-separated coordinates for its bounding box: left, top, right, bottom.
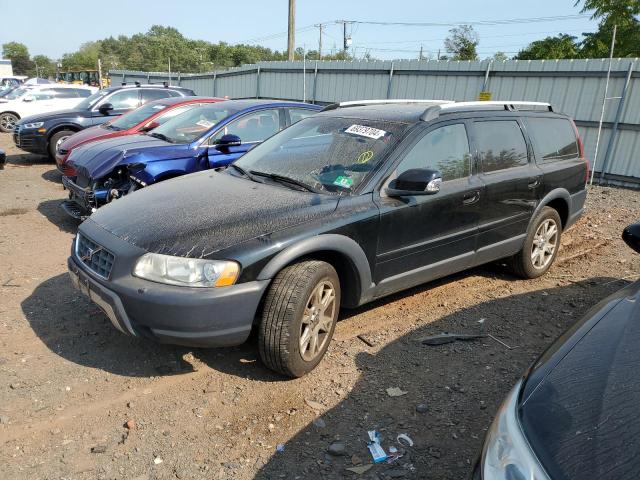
104, 90, 139, 110
397, 123, 471, 181
52, 88, 77, 99
167, 90, 184, 97
525, 117, 578, 162
289, 108, 316, 124
30, 89, 56, 101
140, 89, 172, 103
475, 120, 528, 173
210, 109, 280, 144
74, 88, 93, 98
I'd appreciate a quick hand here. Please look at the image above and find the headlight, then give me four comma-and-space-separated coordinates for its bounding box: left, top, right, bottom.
480, 381, 550, 480
133, 253, 239, 288
23, 121, 44, 129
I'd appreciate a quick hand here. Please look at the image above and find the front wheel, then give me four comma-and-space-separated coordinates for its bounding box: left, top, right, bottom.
49, 130, 75, 159
0, 112, 18, 133
259, 260, 340, 378
510, 206, 562, 279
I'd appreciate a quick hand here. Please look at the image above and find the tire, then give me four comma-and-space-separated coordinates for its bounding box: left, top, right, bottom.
259, 260, 340, 378
0, 112, 19, 133
49, 130, 75, 159
510, 206, 562, 279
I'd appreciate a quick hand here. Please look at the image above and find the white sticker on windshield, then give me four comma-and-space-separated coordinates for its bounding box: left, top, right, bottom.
196, 119, 214, 128
345, 124, 387, 140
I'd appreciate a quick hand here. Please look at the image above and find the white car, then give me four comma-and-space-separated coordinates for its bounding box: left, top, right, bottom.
0, 84, 97, 133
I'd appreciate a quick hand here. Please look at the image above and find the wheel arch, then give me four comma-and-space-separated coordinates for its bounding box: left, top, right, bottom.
533, 188, 571, 229
257, 234, 374, 308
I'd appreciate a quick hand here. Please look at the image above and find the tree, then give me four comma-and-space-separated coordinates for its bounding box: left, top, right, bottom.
492, 52, 508, 61
577, 0, 640, 57
31, 55, 56, 78
2, 41, 34, 75
515, 34, 581, 60
444, 25, 479, 61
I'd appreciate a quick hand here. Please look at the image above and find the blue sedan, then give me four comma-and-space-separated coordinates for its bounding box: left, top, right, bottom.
61, 99, 321, 219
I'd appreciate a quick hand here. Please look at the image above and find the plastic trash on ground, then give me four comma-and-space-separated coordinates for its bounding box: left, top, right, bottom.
367, 430, 387, 463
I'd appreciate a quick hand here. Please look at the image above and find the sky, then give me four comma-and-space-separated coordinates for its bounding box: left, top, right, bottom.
0, 0, 600, 61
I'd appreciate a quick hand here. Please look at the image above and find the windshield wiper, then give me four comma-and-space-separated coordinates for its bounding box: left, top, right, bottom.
148, 132, 173, 143
229, 164, 262, 183
249, 170, 321, 193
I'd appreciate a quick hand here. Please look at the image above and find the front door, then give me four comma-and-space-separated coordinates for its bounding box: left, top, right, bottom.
373, 121, 483, 297
91, 89, 141, 125
206, 108, 282, 169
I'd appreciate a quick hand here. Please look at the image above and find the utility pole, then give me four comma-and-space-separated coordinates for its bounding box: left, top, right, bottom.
315, 23, 324, 60
419, 45, 424, 61
336, 20, 353, 55
287, 0, 295, 61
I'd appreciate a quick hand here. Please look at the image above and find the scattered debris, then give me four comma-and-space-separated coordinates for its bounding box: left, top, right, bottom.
0, 415, 9, 424
328, 440, 347, 456
356, 334, 375, 347
386, 387, 408, 397
367, 430, 387, 463
415, 404, 428, 414
346, 464, 373, 474
276, 444, 285, 453
313, 418, 326, 429
153, 457, 163, 465
396, 434, 414, 447
304, 399, 324, 411
351, 454, 363, 465
420, 333, 486, 346
487, 334, 517, 350
124, 419, 136, 430
91, 445, 107, 454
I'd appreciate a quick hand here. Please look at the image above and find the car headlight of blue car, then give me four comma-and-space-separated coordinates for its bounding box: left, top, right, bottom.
133, 253, 239, 288
480, 381, 550, 480
23, 121, 44, 129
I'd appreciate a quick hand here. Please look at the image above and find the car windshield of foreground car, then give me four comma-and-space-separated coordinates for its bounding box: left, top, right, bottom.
75, 89, 110, 110
147, 103, 239, 144
233, 116, 405, 194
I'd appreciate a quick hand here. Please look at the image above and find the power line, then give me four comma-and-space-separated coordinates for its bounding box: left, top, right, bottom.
360, 29, 590, 45
341, 14, 590, 27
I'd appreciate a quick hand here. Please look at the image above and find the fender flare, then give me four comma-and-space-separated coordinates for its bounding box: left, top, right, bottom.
530, 188, 571, 228
257, 234, 374, 304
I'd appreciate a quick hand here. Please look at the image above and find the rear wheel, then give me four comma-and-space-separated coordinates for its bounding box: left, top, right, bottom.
49, 130, 75, 159
0, 112, 18, 133
259, 260, 340, 378
510, 206, 562, 279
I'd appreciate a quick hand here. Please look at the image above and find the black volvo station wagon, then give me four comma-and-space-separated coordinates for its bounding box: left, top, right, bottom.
68, 99, 588, 377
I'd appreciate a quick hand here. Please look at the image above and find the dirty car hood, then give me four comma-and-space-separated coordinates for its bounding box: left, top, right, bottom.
86, 170, 340, 256
69, 134, 190, 180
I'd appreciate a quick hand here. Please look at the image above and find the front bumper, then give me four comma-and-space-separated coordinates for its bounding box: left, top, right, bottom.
67, 220, 269, 347
61, 175, 94, 219
13, 127, 48, 155
55, 151, 76, 176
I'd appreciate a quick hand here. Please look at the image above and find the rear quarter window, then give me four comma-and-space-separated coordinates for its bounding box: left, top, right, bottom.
525, 117, 578, 162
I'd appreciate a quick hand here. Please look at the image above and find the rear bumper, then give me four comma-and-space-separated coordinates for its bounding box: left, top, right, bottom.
566, 188, 587, 229
67, 222, 269, 347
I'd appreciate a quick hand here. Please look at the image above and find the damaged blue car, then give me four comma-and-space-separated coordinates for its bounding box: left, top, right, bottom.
61, 99, 320, 219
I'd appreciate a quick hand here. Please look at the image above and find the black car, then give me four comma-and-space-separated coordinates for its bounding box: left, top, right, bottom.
474, 223, 640, 480
67, 99, 588, 377
13, 84, 195, 158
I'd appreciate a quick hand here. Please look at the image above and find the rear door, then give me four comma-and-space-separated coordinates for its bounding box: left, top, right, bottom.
139, 88, 175, 105
374, 120, 483, 295
205, 108, 282, 168
471, 118, 543, 259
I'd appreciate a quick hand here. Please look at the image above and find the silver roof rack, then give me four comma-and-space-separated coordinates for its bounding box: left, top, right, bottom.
321, 99, 454, 111
420, 101, 553, 121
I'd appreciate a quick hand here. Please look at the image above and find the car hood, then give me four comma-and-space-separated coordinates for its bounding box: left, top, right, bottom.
519, 280, 640, 480
18, 108, 91, 125
59, 125, 120, 153
86, 171, 339, 256
69, 134, 189, 179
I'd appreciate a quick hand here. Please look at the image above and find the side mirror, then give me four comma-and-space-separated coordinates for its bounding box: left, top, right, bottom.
98, 103, 114, 115
23, 95, 34, 102
140, 121, 160, 132
214, 134, 241, 151
622, 223, 640, 254
385, 168, 442, 197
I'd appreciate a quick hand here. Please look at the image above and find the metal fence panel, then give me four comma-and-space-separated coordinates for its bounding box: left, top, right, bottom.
111, 57, 640, 182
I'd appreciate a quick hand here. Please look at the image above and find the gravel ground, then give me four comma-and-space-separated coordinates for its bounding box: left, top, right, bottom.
0, 131, 639, 480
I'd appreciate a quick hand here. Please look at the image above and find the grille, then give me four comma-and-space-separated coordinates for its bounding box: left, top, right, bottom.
76, 233, 115, 279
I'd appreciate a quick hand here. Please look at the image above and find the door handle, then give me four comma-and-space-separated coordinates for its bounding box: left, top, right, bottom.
463, 190, 481, 205
528, 176, 542, 189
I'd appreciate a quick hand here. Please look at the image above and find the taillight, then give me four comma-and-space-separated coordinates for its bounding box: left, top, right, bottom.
571, 120, 589, 184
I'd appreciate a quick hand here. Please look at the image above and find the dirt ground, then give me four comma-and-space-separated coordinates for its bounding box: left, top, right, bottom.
0, 130, 639, 480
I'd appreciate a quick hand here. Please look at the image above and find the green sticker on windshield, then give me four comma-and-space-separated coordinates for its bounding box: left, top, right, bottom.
333, 176, 353, 188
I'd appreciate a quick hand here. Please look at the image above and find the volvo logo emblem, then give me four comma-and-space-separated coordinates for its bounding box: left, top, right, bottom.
80, 246, 103, 262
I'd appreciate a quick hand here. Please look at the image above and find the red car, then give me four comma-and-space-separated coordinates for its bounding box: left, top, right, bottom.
55, 96, 226, 176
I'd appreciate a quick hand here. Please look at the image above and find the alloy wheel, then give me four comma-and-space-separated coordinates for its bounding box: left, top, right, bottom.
0, 113, 17, 132
531, 219, 558, 269
299, 280, 337, 361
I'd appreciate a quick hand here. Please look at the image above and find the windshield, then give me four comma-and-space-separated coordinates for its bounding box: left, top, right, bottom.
234, 116, 406, 194
107, 101, 170, 130
4, 87, 29, 100
75, 89, 110, 110
149, 103, 238, 144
